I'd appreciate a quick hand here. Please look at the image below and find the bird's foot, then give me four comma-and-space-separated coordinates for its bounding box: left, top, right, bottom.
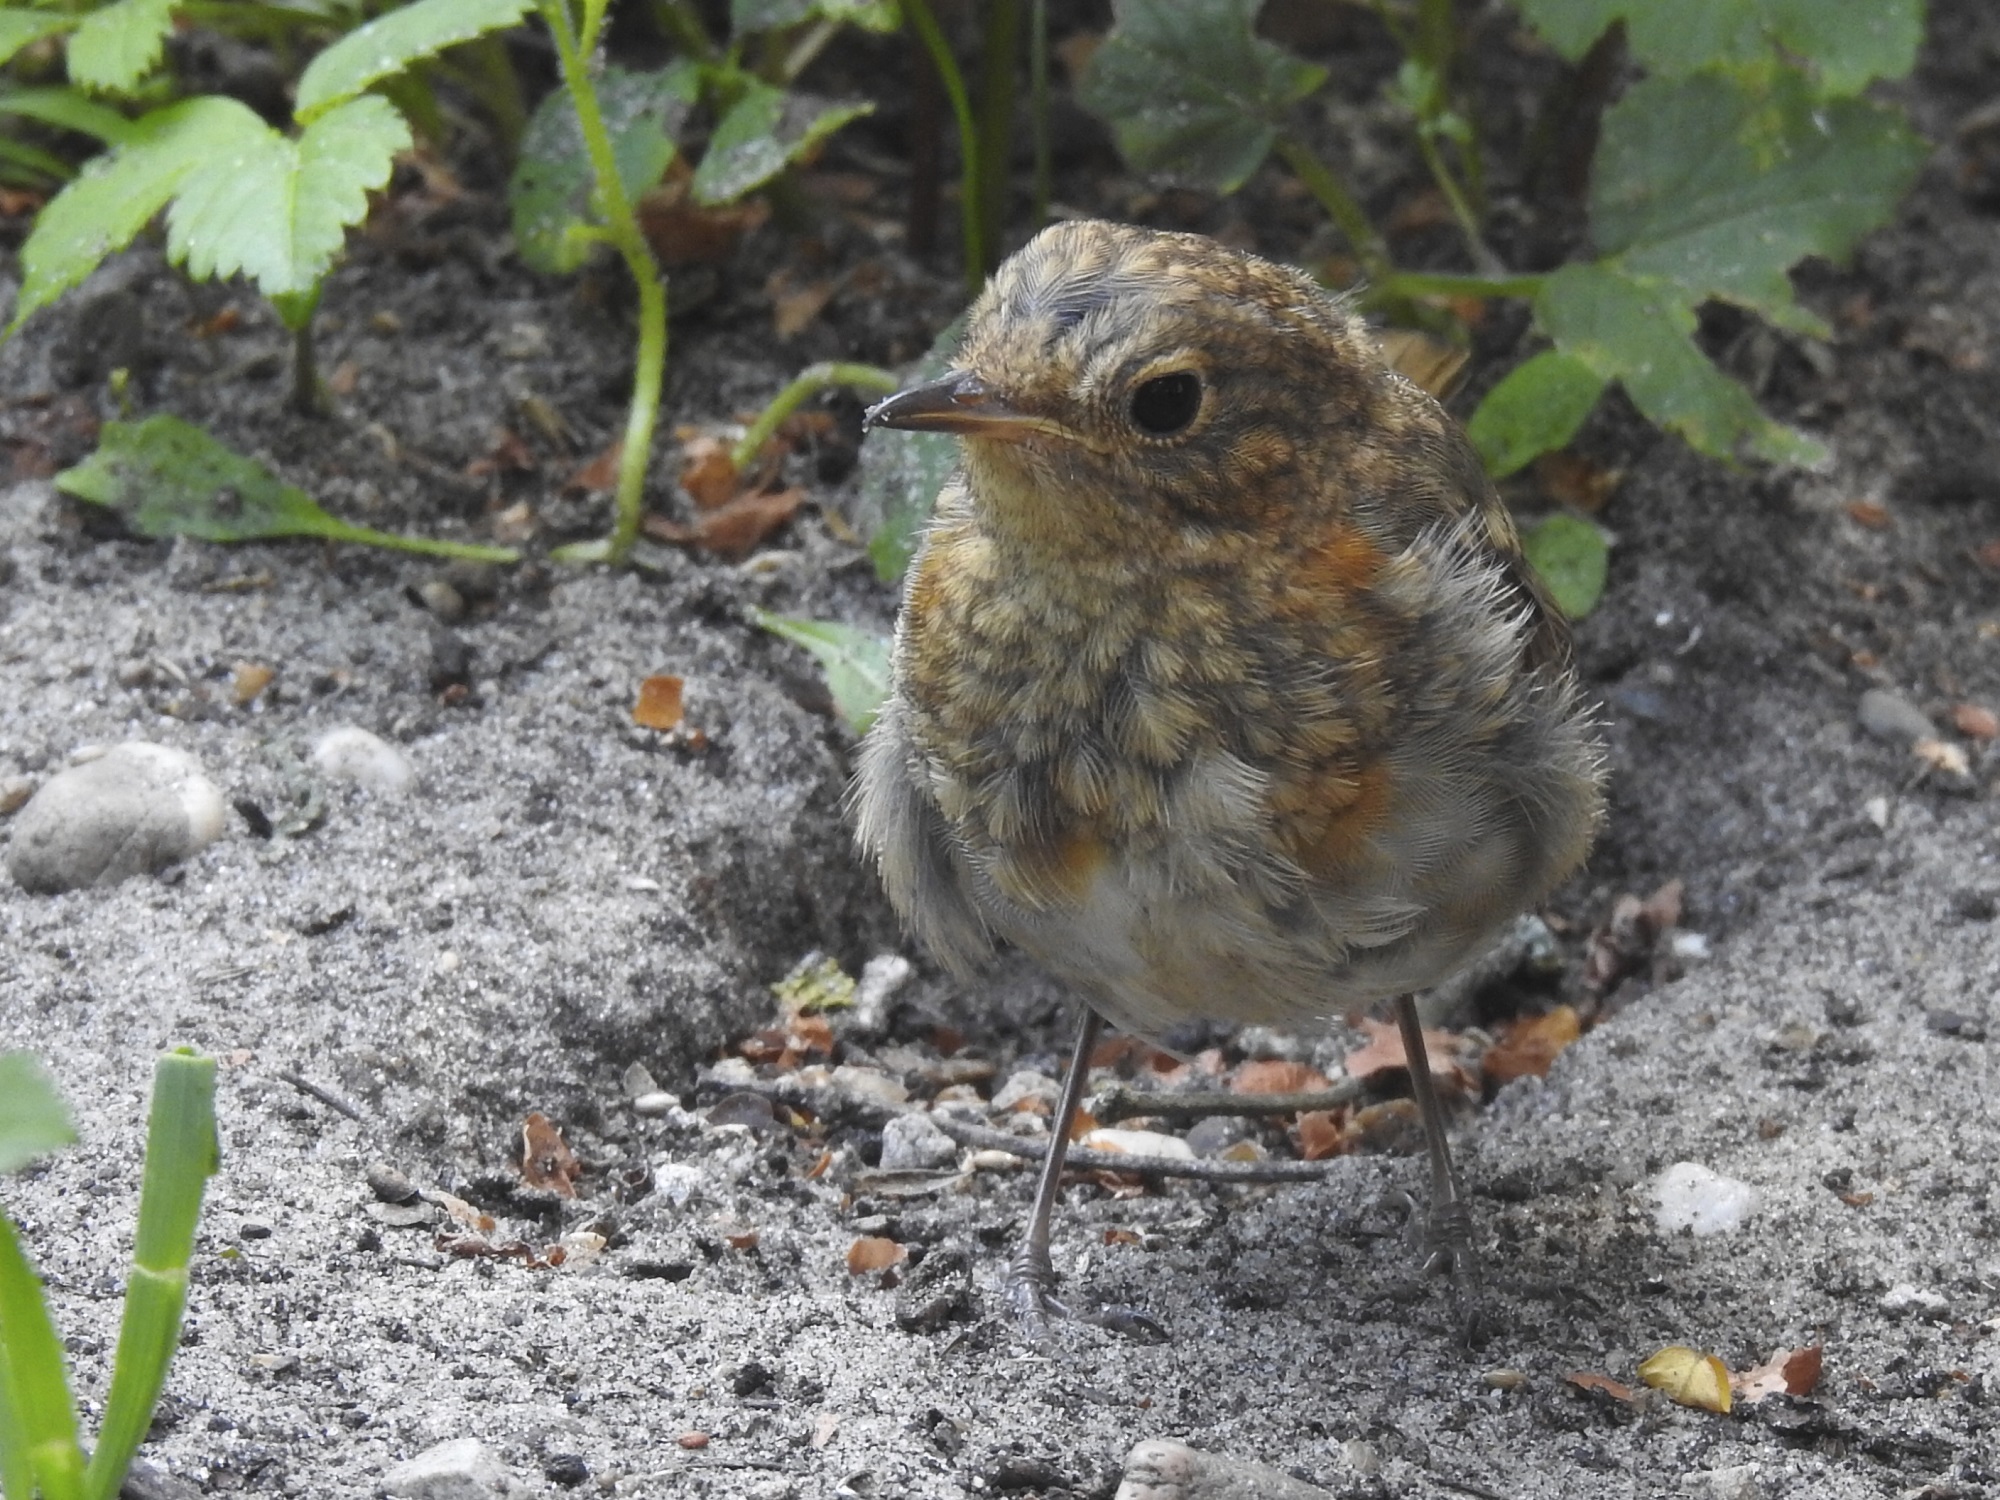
1004, 1249, 1166, 1343
1395, 1189, 1486, 1341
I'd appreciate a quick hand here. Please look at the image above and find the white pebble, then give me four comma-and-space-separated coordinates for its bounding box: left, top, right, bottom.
382, 1438, 511, 1500
878, 1112, 957, 1171
1653, 1162, 1759, 1236
1879, 1282, 1949, 1318
1081, 1127, 1192, 1160
311, 725, 416, 795
6, 741, 224, 893
991, 1070, 1059, 1112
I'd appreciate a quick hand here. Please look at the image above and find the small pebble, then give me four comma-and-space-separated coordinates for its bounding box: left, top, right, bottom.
1697, 1464, 1762, 1500
365, 1165, 421, 1207
1080, 1127, 1193, 1160
991, 1070, 1059, 1112
878, 1112, 957, 1171
311, 726, 416, 796
652, 1162, 703, 1208
1857, 688, 1937, 747
238, 1220, 273, 1241
1482, 1368, 1528, 1393
382, 1438, 511, 1500
851, 952, 914, 1033
6, 742, 225, 893
0, 775, 33, 816
1184, 1115, 1256, 1158
1880, 1283, 1950, 1318
633, 1090, 680, 1116
622, 1062, 659, 1099
413, 578, 467, 623
831, 1065, 909, 1108
1653, 1162, 1759, 1236
1118, 1439, 1334, 1500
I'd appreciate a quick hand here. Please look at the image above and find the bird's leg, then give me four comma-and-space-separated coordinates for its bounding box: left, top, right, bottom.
1005, 1004, 1104, 1334
1393, 993, 1477, 1294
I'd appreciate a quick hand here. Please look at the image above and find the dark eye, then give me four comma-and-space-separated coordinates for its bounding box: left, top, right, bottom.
1128, 371, 1203, 436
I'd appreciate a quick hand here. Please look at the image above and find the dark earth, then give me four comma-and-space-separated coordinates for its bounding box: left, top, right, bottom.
2, 2, 1998, 1497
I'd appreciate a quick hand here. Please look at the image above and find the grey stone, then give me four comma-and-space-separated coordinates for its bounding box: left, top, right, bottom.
1857, 689, 1936, 746
311, 725, 416, 796
6, 742, 224, 893
382, 1438, 511, 1500
878, 1111, 957, 1170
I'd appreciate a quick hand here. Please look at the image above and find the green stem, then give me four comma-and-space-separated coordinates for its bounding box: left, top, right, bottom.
780, 18, 840, 84
1374, 268, 1544, 300
731, 363, 900, 471
459, 33, 528, 152
649, 0, 716, 59
974, 0, 1018, 276
1029, 0, 1049, 229
320, 521, 524, 563
1414, 129, 1499, 272
541, 0, 670, 566
1275, 135, 1388, 281
903, 0, 983, 291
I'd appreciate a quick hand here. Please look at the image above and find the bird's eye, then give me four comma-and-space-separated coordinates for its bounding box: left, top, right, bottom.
1128, 371, 1203, 436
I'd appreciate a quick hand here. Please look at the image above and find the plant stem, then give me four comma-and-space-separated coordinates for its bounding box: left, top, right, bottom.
1028, 0, 1049, 229
1375, 268, 1544, 300
540, 0, 670, 566
649, 0, 715, 59
903, 0, 983, 292
731, 363, 900, 471
1414, 129, 1500, 272
1275, 135, 1388, 281
974, 0, 1018, 276
780, 18, 840, 84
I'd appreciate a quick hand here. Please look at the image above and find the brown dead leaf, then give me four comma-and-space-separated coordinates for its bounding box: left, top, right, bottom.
1952, 703, 1999, 740
564, 440, 622, 494
232, 662, 275, 705
466, 428, 536, 479
768, 268, 837, 339
1976, 539, 2000, 570
520, 1111, 580, 1198
632, 674, 685, 731
432, 1191, 496, 1234
1639, 1345, 1732, 1414
1294, 1108, 1350, 1161
678, 434, 740, 510
1913, 737, 1971, 777
1483, 1005, 1582, 1085
1564, 1371, 1639, 1402
1581, 879, 1684, 1003
1375, 328, 1469, 400
1343, 1016, 1470, 1091
846, 1235, 907, 1274
1732, 1344, 1823, 1403
644, 488, 806, 561
723, 1229, 760, 1251
1102, 1227, 1143, 1246
1230, 1059, 1330, 1095
636, 172, 770, 266
194, 307, 242, 338
1845, 501, 1893, 530
1535, 451, 1623, 513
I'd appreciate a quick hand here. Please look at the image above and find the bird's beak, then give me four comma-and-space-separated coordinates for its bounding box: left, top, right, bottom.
864, 371, 1058, 442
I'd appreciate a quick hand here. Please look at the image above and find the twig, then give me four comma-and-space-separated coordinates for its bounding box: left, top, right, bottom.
930, 1112, 1338, 1184
1092, 1078, 1368, 1124
277, 1070, 367, 1125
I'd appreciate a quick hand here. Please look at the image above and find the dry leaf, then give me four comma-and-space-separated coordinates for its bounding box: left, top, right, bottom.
232, 662, 275, 705
678, 434, 739, 510
1535, 451, 1623, 513
564, 440, 622, 494
1375, 328, 1468, 400
432, 1191, 495, 1234
811, 1412, 841, 1449
768, 269, 837, 339
846, 1235, 907, 1274
1102, 1227, 1143, 1246
1230, 1059, 1330, 1095
1845, 501, 1893, 529
1951, 703, 1998, 740
636, 165, 770, 266
1913, 737, 1971, 776
632, 674, 685, 731
193, 307, 242, 338
644, 488, 806, 560
1343, 1016, 1469, 1090
1581, 879, 1684, 1002
1732, 1344, 1823, 1402
1294, 1108, 1350, 1161
1638, 1345, 1733, 1414
466, 428, 536, 479
1564, 1371, 1638, 1402
1483, 1005, 1582, 1085
723, 1229, 760, 1251
520, 1111, 580, 1198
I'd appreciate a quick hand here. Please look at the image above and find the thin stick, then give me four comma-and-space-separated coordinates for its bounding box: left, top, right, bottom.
1092, 1078, 1367, 1124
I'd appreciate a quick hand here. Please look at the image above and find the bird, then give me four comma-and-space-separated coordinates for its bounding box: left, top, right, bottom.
854, 219, 1606, 1329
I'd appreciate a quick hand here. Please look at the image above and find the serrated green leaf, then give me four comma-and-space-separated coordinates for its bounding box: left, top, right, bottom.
849, 312, 964, 581
65, 0, 177, 93
1077, 0, 1325, 192
0, 10, 77, 70
8, 96, 251, 335
752, 611, 891, 734
56, 416, 520, 561
1467, 350, 1605, 478
295, 0, 536, 122
1515, 0, 1921, 91
1535, 262, 1822, 465
731, 0, 899, 31
0, 1054, 76, 1176
1594, 70, 1924, 334
510, 63, 699, 275
0, 85, 139, 145
164, 93, 409, 299
691, 81, 871, 205
1522, 513, 1609, 619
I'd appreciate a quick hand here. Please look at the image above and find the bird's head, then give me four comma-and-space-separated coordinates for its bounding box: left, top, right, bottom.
864, 220, 1407, 550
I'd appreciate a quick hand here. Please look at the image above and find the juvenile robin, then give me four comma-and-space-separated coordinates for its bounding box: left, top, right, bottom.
855, 220, 1605, 1328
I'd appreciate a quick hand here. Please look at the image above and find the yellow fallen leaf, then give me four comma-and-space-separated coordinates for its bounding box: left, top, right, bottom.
1638, 1345, 1732, 1414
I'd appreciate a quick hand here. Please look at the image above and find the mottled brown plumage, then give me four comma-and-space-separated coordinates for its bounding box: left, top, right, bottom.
855, 220, 1605, 1325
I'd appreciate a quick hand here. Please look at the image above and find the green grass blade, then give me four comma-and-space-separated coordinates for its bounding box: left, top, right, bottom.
0, 1218, 85, 1500
81, 1053, 217, 1500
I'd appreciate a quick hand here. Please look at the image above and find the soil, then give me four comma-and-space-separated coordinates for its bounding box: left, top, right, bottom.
2, 4, 1998, 1498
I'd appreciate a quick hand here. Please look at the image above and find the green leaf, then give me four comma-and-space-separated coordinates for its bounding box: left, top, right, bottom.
66, 0, 176, 93
0, 1054, 76, 1175
56, 416, 521, 562
8, 96, 249, 335
0, 1214, 86, 1500
295, 0, 536, 123
82, 1052, 216, 1500
510, 63, 699, 275
1466, 350, 1605, 478
0, 10, 77, 71
1077, 0, 1326, 193
691, 80, 871, 206
164, 93, 410, 299
0, 86, 139, 145
1593, 70, 1925, 334
1522, 513, 1609, 619
1514, 0, 1922, 91
1534, 262, 1822, 465
731, 0, 899, 31
752, 611, 891, 734
848, 313, 964, 581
